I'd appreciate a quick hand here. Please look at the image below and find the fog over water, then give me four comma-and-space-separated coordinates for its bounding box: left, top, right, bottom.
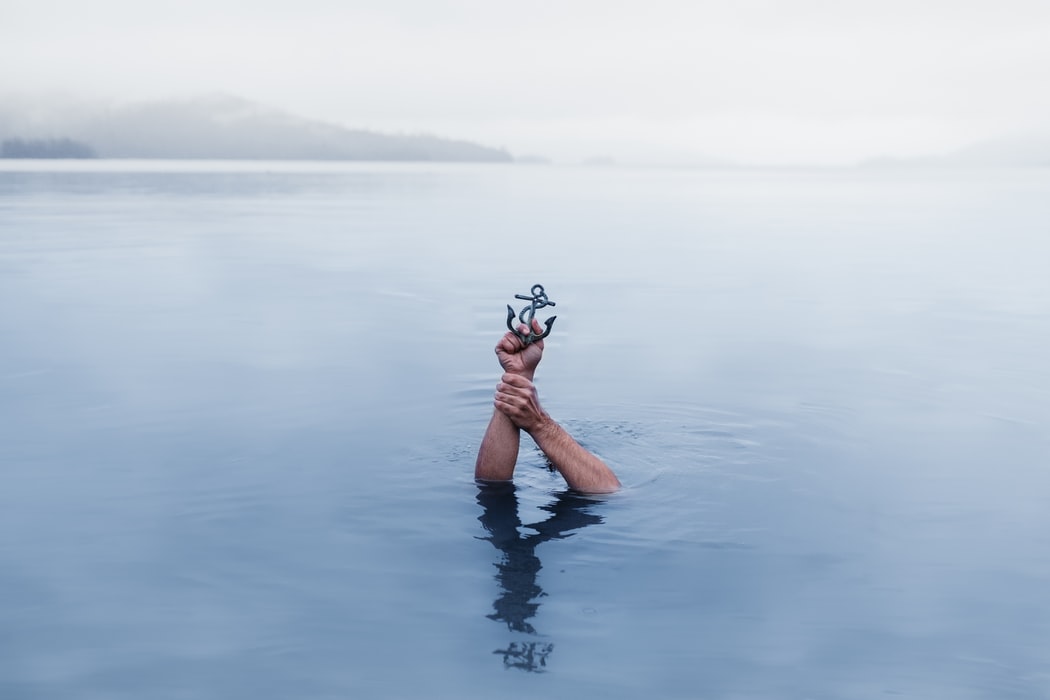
3, 1, 1050, 164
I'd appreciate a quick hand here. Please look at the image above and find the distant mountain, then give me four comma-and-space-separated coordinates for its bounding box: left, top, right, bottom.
0, 94, 513, 162
861, 133, 1050, 168
939, 133, 1050, 167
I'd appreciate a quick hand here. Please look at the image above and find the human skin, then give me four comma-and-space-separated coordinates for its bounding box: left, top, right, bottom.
474, 322, 621, 494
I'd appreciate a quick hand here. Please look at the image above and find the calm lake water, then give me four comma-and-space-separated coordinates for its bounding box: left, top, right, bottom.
1, 160, 1048, 698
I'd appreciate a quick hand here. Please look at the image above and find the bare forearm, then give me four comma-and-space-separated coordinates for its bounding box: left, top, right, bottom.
528, 418, 621, 494
475, 408, 520, 481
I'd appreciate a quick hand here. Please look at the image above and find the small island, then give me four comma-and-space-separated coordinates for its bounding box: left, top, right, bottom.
1, 138, 97, 159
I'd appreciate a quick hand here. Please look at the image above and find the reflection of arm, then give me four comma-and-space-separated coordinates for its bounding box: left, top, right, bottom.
528, 493, 604, 540
475, 409, 520, 482
495, 373, 621, 494
475, 482, 523, 543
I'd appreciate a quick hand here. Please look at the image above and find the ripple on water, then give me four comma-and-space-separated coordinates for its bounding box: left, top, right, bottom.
427, 398, 783, 561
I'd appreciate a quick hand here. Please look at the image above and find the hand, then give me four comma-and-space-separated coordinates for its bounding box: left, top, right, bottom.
495, 318, 545, 379
494, 372, 550, 433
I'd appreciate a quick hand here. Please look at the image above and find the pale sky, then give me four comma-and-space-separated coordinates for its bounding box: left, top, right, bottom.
3, 0, 1049, 164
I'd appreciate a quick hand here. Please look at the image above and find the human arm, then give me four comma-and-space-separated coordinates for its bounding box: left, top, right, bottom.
493, 373, 621, 494
475, 408, 521, 481
475, 320, 545, 482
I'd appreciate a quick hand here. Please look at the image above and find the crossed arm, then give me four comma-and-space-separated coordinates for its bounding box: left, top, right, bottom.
474, 323, 620, 494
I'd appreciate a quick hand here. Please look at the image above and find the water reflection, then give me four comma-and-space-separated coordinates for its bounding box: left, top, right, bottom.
475, 483, 604, 672
492, 641, 555, 672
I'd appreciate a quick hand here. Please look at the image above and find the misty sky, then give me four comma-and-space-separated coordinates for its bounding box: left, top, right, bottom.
3, 0, 1049, 164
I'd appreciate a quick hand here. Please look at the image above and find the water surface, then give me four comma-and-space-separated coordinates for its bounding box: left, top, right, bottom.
1, 161, 1048, 698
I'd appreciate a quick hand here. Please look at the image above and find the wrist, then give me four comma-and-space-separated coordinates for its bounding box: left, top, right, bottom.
525, 412, 555, 437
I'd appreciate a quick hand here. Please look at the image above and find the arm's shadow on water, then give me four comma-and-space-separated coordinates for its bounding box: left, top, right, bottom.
475, 482, 604, 672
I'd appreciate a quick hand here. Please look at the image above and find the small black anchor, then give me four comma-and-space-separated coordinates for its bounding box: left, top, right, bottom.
506, 284, 557, 345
